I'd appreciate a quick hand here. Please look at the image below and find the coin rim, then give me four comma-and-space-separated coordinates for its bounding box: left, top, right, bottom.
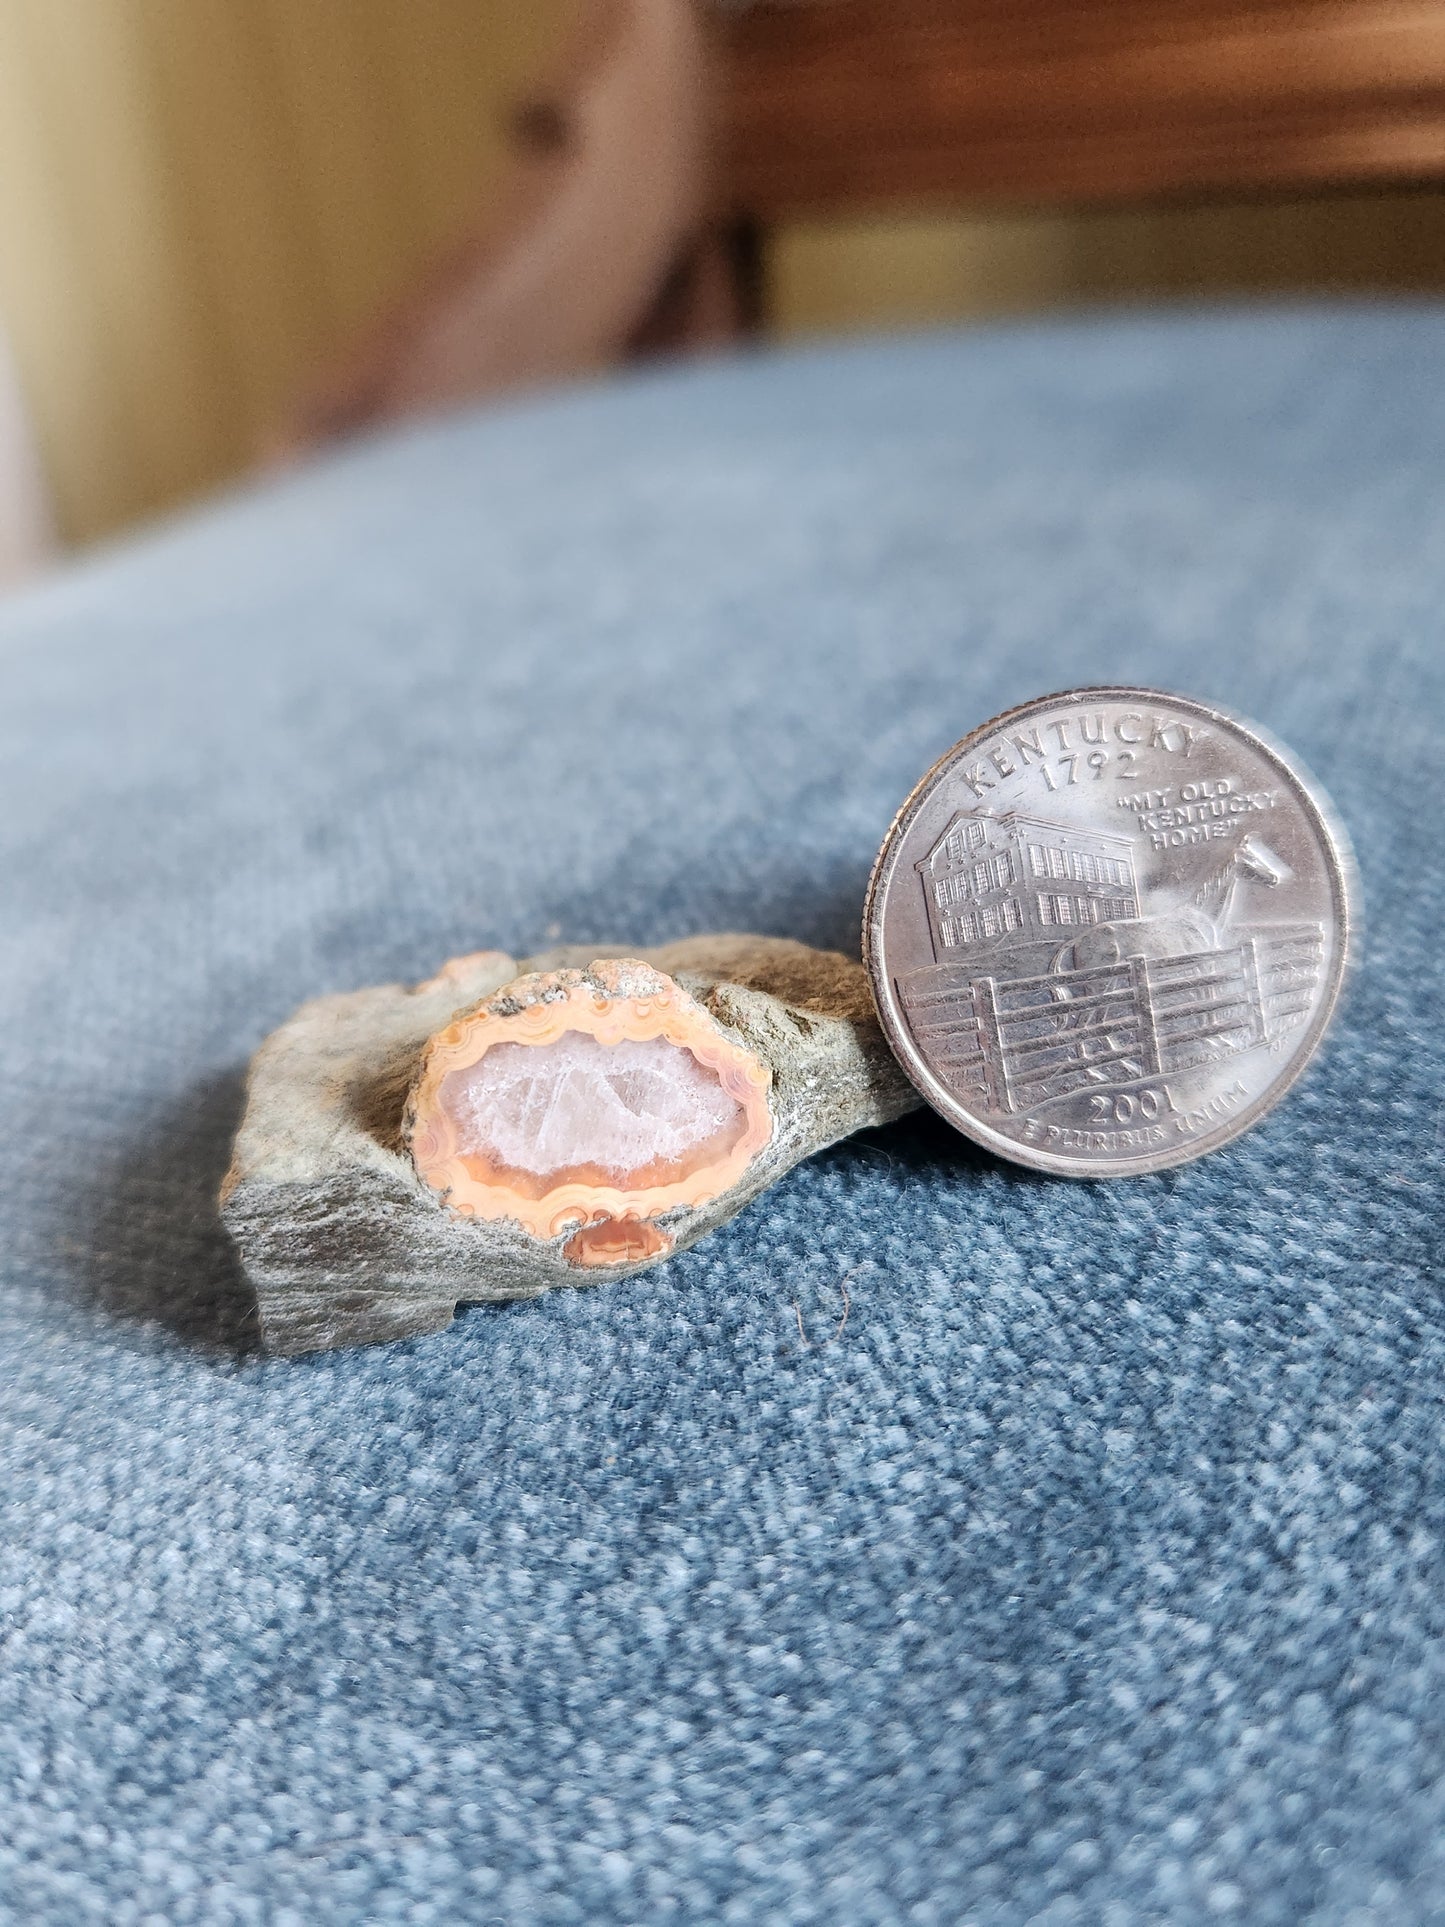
863, 685, 1358, 1178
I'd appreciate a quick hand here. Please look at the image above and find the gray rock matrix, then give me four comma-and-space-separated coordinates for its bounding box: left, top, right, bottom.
221, 936, 919, 1354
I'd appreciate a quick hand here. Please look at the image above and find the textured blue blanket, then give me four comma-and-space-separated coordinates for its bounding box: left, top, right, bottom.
1, 307, 1441, 1922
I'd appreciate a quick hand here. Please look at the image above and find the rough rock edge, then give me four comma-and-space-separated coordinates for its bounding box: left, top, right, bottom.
221, 936, 919, 1355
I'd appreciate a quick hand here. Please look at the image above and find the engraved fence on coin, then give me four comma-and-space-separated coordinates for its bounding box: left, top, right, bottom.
898, 929, 1323, 1115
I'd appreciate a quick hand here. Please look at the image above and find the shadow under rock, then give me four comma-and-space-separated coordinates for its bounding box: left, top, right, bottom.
78, 1069, 261, 1356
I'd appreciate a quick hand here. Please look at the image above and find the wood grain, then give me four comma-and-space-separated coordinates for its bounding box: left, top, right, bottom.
722, 1, 1445, 215
0, 1, 575, 540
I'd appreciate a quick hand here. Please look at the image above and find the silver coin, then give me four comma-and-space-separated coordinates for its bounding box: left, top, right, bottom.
864, 687, 1357, 1176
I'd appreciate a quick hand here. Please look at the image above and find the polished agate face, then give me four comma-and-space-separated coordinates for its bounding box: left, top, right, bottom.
407, 959, 773, 1262
440, 1031, 748, 1193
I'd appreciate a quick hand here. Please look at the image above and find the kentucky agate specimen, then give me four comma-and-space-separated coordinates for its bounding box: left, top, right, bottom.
221, 937, 918, 1354
407, 958, 776, 1268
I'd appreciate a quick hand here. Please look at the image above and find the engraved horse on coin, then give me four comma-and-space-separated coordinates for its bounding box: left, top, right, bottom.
1049, 832, 1285, 973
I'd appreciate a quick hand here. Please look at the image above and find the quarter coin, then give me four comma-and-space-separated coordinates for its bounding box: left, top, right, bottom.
863, 687, 1356, 1176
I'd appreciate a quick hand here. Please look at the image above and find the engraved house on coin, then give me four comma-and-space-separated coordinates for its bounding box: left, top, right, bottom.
919, 809, 1138, 964
901, 808, 1323, 1117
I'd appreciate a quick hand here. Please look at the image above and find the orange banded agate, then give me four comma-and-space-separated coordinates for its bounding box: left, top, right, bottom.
407, 958, 774, 1262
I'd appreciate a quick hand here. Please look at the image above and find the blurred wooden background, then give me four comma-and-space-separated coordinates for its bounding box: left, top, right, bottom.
0, 0, 573, 546
4, 0, 1445, 546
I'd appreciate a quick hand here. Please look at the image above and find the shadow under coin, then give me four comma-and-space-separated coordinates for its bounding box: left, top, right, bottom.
848, 1103, 1058, 1190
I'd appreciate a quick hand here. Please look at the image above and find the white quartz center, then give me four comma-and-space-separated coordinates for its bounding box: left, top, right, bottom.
445, 1030, 743, 1180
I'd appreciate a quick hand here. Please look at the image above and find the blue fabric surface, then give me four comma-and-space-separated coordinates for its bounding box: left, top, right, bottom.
1, 306, 1442, 1923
